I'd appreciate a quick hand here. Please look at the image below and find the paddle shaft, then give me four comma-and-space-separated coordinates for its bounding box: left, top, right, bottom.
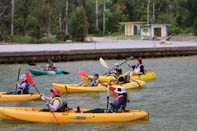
106, 96, 109, 110
51, 112, 61, 125
15, 66, 21, 90
103, 56, 133, 75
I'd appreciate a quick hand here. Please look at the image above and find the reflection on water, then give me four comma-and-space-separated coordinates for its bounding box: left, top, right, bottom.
0, 56, 197, 131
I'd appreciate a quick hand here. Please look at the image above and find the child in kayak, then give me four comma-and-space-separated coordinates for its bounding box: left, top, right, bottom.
44, 59, 57, 71
14, 74, 29, 94
108, 63, 122, 76
106, 69, 125, 85
83, 86, 129, 113
72, 74, 100, 87
124, 59, 145, 76
40, 88, 67, 112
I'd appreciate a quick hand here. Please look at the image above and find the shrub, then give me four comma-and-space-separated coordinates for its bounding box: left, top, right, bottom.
69, 6, 88, 41
56, 30, 65, 41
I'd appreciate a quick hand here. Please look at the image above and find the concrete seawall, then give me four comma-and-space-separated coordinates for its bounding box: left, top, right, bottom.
0, 46, 197, 64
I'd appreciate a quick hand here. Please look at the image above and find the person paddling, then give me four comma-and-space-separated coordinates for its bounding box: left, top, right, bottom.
40, 88, 67, 112
72, 74, 100, 87
108, 63, 122, 76
106, 69, 125, 85
83, 86, 129, 113
124, 59, 145, 77
14, 74, 30, 94
108, 86, 129, 113
44, 59, 57, 71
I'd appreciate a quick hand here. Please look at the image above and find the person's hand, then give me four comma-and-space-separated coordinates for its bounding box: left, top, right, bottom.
46, 102, 49, 106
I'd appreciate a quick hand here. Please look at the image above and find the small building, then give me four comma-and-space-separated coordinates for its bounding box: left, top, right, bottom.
120, 22, 171, 38
119, 22, 146, 36
140, 24, 171, 38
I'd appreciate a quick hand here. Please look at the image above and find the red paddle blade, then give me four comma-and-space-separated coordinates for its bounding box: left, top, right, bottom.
109, 86, 116, 92
78, 71, 87, 77
26, 72, 35, 86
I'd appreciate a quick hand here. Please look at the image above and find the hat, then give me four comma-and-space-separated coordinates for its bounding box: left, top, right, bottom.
114, 63, 120, 66
50, 88, 61, 96
19, 74, 26, 80
114, 86, 127, 94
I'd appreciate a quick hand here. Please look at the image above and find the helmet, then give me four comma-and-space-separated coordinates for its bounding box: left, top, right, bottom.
50, 88, 61, 96
114, 86, 127, 94
19, 74, 26, 80
114, 63, 120, 66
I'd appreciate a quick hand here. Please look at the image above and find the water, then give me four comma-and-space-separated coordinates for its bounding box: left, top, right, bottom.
0, 56, 196, 131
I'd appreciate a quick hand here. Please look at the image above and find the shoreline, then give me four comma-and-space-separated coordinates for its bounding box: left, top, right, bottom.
0, 39, 197, 64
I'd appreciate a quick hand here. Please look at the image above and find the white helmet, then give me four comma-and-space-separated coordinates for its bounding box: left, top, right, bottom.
114, 86, 127, 94
19, 74, 26, 80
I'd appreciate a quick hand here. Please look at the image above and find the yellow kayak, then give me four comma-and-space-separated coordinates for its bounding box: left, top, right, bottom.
83, 72, 156, 83
0, 92, 41, 102
0, 107, 149, 123
51, 80, 145, 93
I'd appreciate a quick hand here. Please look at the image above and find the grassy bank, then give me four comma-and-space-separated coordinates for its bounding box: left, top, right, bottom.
88, 33, 140, 38
5, 35, 59, 43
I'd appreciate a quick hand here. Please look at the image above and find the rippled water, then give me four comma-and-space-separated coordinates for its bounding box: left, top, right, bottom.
0, 56, 197, 131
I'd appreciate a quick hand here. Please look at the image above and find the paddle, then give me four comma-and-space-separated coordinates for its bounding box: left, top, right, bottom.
100, 56, 134, 75
25, 72, 61, 125
28, 62, 69, 74
15, 66, 21, 91
26, 72, 40, 94
78, 71, 87, 77
106, 85, 110, 110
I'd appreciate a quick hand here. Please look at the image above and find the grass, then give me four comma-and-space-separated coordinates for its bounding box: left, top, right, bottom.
88, 33, 141, 38
6, 35, 59, 43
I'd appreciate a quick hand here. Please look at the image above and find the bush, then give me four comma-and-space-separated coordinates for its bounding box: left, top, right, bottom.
168, 26, 182, 35
69, 6, 88, 41
38, 37, 58, 43
56, 30, 65, 41
193, 19, 197, 36
7, 35, 35, 42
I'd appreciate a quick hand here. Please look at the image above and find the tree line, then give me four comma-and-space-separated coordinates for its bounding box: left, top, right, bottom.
0, 0, 196, 42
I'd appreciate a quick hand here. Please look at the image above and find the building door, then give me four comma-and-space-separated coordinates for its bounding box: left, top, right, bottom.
134, 25, 138, 35
154, 28, 161, 37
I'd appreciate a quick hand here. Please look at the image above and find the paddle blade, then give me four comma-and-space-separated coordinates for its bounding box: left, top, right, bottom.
78, 71, 87, 77
26, 72, 35, 86
109, 86, 116, 92
99, 57, 109, 69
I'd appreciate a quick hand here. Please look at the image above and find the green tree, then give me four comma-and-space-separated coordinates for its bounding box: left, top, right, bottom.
69, 6, 88, 41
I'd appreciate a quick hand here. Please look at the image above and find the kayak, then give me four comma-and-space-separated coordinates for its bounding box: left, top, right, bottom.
0, 92, 41, 102
0, 107, 149, 123
29, 69, 65, 75
51, 80, 145, 93
83, 72, 156, 83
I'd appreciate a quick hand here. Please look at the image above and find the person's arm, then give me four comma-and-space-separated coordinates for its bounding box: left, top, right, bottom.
47, 99, 60, 112
17, 83, 26, 89
93, 79, 100, 86
41, 96, 51, 102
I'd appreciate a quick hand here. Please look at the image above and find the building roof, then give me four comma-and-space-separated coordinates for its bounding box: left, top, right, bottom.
141, 24, 172, 26
119, 22, 146, 24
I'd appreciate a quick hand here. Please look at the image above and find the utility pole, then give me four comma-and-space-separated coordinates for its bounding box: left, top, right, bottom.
147, 0, 150, 24
103, 0, 106, 34
11, 0, 15, 36
96, 0, 99, 30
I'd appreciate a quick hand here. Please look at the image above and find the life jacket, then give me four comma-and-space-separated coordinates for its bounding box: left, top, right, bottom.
48, 63, 56, 70
50, 97, 63, 111
115, 95, 128, 110
134, 64, 144, 74
115, 75, 125, 83
88, 78, 99, 86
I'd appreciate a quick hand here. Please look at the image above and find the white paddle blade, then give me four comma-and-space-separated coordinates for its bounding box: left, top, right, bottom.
99, 57, 109, 69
